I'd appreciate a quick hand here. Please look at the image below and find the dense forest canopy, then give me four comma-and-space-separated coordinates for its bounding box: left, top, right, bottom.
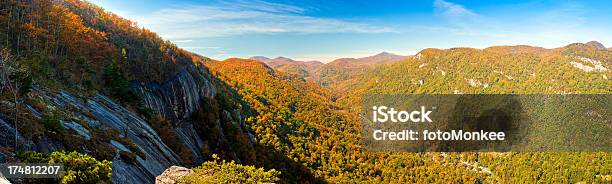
1, 0, 202, 90
205, 50, 611, 183
334, 43, 611, 107
0, 0, 610, 183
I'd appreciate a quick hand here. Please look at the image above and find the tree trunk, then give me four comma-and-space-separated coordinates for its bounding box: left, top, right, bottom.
6, 6, 12, 48
13, 80, 19, 151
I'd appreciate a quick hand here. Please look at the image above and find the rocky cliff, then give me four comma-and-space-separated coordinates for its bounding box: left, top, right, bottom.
132, 64, 216, 123
131, 64, 217, 165
0, 63, 247, 184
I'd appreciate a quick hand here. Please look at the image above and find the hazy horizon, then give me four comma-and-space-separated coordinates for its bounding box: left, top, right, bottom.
241, 41, 606, 63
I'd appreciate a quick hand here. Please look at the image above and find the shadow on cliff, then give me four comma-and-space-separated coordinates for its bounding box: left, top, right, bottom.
192, 75, 326, 184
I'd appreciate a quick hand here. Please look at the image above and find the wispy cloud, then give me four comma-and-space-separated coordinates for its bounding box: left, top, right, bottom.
173, 40, 193, 43
434, 0, 476, 18
424, 0, 608, 48
218, 0, 307, 14
181, 46, 221, 49
135, 0, 393, 39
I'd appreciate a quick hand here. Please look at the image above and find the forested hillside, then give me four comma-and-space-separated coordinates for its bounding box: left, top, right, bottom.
0, 0, 254, 183
204, 47, 611, 182
336, 43, 610, 106
252, 52, 408, 89
1, 0, 199, 89
205, 58, 495, 183
327, 42, 612, 183
0, 0, 610, 183
312, 52, 409, 94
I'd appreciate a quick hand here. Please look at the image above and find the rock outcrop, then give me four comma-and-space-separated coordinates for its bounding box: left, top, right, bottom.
569, 56, 609, 72
51, 63, 217, 183
1, 64, 213, 184
0, 172, 10, 184
133, 64, 216, 123
0, 63, 239, 184
155, 166, 194, 184
32, 89, 182, 184
132, 64, 217, 164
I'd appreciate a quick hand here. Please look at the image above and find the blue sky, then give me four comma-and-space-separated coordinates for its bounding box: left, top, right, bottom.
89, 0, 612, 62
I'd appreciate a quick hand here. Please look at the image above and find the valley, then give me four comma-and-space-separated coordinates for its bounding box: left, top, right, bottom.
252, 52, 410, 90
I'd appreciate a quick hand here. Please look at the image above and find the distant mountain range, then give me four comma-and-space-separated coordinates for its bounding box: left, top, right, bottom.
250, 52, 409, 82
327, 52, 409, 66
335, 41, 611, 103
249, 56, 323, 78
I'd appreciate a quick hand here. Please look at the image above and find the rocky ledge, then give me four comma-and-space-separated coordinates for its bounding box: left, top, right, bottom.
155, 166, 194, 184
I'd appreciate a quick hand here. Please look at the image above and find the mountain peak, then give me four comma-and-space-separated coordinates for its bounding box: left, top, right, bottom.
586, 41, 606, 50
369, 51, 401, 57
273, 57, 295, 62
250, 56, 273, 63
250, 56, 298, 63
356, 52, 408, 65
375, 51, 395, 56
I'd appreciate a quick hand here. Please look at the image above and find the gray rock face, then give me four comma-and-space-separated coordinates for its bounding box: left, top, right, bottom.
30, 89, 183, 184
3, 64, 222, 184
132, 64, 218, 165
110, 140, 131, 153
88, 94, 182, 183
24, 104, 42, 119
133, 64, 216, 122
60, 120, 91, 140
175, 121, 206, 164
112, 159, 155, 184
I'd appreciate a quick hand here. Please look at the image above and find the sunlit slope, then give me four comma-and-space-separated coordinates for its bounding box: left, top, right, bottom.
205, 58, 497, 183
312, 52, 409, 91
330, 42, 611, 183
337, 42, 610, 105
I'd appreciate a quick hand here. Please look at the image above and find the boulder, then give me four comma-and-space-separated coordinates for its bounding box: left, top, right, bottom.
0, 173, 10, 184
155, 166, 194, 184
0, 167, 8, 184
